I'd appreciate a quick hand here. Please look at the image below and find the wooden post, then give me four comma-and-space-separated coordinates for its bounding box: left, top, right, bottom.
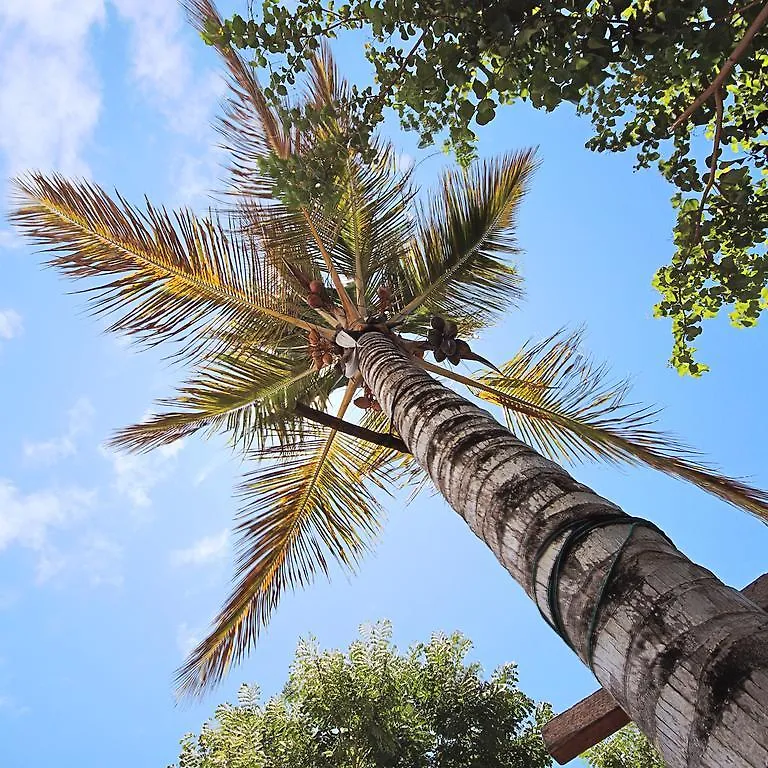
542, 573, 768, 764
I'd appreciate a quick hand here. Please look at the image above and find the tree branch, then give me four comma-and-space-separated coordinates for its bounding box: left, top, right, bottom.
295, 402, 410, 453
670, 0, 768, 132
694, 88, 725, 244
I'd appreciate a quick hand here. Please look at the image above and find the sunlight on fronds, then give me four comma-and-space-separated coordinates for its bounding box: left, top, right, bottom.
393, 151, 537, 331
477, 330, 768, 521
110, 352, 343, 454
175, 380, 396, 696
9, 174, 307, 359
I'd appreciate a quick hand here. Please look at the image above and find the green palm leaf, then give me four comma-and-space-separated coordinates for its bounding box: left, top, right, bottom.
9, 174, 309, 358
392, 151, 536, 332
110, 351, 343, 454
338, 149, 415, 310
176, 382, 395, 696
476, 330, 768, 521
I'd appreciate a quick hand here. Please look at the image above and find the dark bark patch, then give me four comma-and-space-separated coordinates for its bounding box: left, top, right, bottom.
689, 627, 768, 765
422, 412, 478, 476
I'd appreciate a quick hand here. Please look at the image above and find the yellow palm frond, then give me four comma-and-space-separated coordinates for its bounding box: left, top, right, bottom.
9, 174, 311, 357
476, 330, 768, 521
391, 150, 537, 333
110, 351, 343, 454
176, 380, 398, 696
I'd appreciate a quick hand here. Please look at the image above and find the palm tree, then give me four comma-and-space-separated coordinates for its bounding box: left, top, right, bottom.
9, 2, 768, 765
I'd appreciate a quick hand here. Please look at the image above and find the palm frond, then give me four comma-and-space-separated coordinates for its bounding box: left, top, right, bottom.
9, 174, 309, 357
391, 150, 537, 331
110, 351, 342, 454
303, 42, 351, 131
476, 330, 768, 521
184, 0, 289, 200
176, 380, 398, 696
338, 148, 415, 306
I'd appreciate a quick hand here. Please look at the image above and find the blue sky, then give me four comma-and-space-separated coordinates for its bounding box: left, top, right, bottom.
1, 3, 767, 767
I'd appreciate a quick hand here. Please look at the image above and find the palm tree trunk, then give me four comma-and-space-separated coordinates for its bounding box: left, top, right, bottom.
357, 332, 768, 768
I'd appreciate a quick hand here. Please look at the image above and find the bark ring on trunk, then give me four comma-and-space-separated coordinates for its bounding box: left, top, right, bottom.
356, 331, 768, 768
530, 513, 673, 668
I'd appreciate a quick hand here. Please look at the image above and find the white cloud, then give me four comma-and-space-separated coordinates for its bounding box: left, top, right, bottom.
176, 622, 201, 658
101, 439, 184, 508
111, 0, 223, 137
0, 693, 30, 717
112, 0, 187, 101
0, 0, 104, 175
0, 229, 20, 250
34, 548, 67, 584
395, 153, 415, 172
23, 437, 76, 465
0, 309, 22, 341
170, 148, 225, 207
0, 479, 95, 554
0, 477, 121, 588
23, 397, 95, 465
171, 529, 229, 567
34, 533, 123, 587
78, 533, 124, 587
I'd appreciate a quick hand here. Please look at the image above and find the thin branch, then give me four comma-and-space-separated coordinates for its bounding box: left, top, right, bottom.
367, 30, 427, 119
670, 0, 768, 132
728, 0, 765, 20
694, 88, 725, 244
294, 402, 410, 453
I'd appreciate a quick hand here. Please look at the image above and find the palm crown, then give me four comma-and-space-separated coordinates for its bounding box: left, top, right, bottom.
9, 0, 768, 698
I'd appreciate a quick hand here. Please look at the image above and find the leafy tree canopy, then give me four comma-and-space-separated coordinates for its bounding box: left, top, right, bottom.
208, 0, 768, 376
172, 622, 553, 768
583, 723, 666, 768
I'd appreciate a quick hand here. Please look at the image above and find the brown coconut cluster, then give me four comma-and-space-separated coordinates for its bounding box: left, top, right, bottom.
354, 383, 382, 412
306, 279, 328, 309
307, 328, 338, 371
427, 316, 471, 365
377, 284, 392, 312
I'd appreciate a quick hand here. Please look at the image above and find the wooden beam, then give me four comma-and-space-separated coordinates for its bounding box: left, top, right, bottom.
742, 572, 768, 608
542, 573, 768, 764
543, 690, 630, 765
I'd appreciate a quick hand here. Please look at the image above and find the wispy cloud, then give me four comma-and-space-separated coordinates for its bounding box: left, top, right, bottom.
33, 532, 123, 587
0, 693, 30, 717
176, 622, 202, 658
112, 0, 223, 137
0, 0, 104, 176
0, 229, 20, 250
101, 439, 184, 508
395, 153, 415, 172
193, 453, 229, 487
171, 529, 229, 567
169, 147, 226, 207
24, 397, 95, 465
77, 533, 124, 587
0, 475, 123, 587
0, 309, 22, 341
0, 480, 96, 578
